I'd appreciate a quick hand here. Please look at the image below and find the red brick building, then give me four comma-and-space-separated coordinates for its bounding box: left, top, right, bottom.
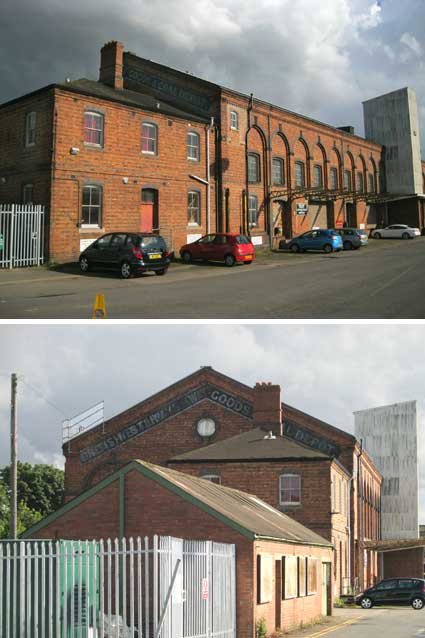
24, 460, 334, 638
62, 366, 381, 594
2, 40, 422, 263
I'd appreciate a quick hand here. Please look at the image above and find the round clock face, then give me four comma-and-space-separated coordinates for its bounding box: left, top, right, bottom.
196, 417, 216, 437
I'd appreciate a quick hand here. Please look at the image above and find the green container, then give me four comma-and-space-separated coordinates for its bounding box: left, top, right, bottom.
0, 539, 100, 638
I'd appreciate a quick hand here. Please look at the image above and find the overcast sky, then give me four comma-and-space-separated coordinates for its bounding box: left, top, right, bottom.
0, 323, 424, 522
1, 0, 424, 156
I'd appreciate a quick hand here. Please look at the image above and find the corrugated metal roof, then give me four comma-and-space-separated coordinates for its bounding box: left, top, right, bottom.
137, 461, 332, 546
363, 539, 425, 552
170, 427, 330, 462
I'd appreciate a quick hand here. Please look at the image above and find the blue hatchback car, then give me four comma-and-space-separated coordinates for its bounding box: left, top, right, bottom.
287, 229, 343, 254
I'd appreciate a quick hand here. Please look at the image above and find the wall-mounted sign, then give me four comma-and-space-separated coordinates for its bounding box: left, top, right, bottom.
251, 236, 263, 246
202, 578, 209, 600
284, 420, 340, 457
295, 203, 308, 216
79, 384, 253, 464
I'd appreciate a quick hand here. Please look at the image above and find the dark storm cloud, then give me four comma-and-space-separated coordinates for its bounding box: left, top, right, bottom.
1, 0, 424, 154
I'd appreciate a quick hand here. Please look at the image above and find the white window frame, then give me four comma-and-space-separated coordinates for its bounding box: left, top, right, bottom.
84, 111, 104, 147
272, 157, 284, 186
279, 474, 301, 506
81, 184, 102, 228
25, 112, 36, 147
188, 190, 201, 226
187, 131, 200, 161
248, 194, 258, 228
230, 110, 239, 130
141, 122, 157, 155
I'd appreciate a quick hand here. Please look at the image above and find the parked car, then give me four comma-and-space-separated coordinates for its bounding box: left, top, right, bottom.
287, 229, 343, 254
180, 233, 255, 267
332, 228, 369, 250
355, 578, 425, 610
371, 224, 421, 239
79, 232, 171, 279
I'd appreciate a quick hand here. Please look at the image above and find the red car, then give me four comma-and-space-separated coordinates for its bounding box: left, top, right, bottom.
180, 233, 255, 267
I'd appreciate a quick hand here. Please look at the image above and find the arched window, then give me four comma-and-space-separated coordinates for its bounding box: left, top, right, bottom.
295, 161, 305, 188
313, 165, 323, 188
279, 474, 301, 505
330, 167, 338, 190
187, 131, 200, 161
248, 194, 258, 227
344, 170, 352, 191
248, 153, 260, 183
81, 184, 102, 227
84, 111, 104, 146
141, 122, 158, 154
201, 474, 221, 485
272, 158, 284, 186
188, 190, 201, 225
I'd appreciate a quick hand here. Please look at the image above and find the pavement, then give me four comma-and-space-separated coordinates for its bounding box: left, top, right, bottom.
0, 237, 424, 319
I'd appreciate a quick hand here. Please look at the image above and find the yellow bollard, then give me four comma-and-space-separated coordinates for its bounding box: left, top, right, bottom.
92, 294, 107, 319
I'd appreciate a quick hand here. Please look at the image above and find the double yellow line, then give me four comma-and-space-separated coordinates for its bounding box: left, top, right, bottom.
300, 616, 363, 638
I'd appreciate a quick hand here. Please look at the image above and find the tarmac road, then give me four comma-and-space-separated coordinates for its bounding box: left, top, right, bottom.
0, 237, 424, 319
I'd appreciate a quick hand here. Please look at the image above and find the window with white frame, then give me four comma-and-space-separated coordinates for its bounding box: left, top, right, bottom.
279, 474, 301, 505
81, 184, 102, 227
141, 122, 157, 155
230, 110, 239, 130
201, 474, 221, 485
22, 184, 33, 204
272, 158, 284, 186
25, 112, 36, 147
313, 164, 323, 188
248, 153, 260, 183
330, 167, 338, 190
344, 170, 352, 191
295, 161, 305, 188
84, 111, 104, 146
187, 190, 201, 225
248, 194, 258, 227
187, 131, 200, 161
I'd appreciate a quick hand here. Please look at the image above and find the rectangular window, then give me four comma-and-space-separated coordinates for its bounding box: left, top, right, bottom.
368, 173, 375, 193
280, 475, 301, 505
295, 161, 305, 188
230, 110, 238, 130
272, 158, 284, 186
344, 170, 352, 191
248, 194, 258, 227
187, 131, 200, 161
142, 123, 157, 154
307, 558, 318, 595
188, 190, 201, 225
248, 154, 260, 183
330, 167, 338, 190
284, 556, 298, 599
357, 171, 364, 192
84, 112, 104, 146
81, 185, 102, 227
22, 184, 33, 204
313, 165, 323, 188
25, 112, 36, 147
257, 555, 273, 604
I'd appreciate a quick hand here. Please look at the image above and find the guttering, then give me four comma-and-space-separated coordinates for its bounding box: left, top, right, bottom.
253, 534, 332, 549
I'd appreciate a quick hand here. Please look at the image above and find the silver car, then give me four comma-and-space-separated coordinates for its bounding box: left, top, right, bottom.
371, 224, 420, 239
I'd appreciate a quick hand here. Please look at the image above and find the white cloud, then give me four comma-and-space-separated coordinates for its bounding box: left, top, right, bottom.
400, 32, 422, 57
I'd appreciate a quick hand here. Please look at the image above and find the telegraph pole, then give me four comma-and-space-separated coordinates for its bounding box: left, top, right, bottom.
10, 373, 17, 539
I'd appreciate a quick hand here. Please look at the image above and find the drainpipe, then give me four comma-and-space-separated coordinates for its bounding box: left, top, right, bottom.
206, 117, 214, 234
347, 477, 353, 593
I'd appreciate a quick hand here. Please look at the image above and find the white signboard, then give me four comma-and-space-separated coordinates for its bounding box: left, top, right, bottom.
296, 203, 308, 215
80, 238, 96, 252
251, 236, 263, 246
187, 234, 202, 243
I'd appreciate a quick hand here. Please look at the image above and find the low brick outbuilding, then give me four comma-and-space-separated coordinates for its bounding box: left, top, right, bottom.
24, 460, 333, 638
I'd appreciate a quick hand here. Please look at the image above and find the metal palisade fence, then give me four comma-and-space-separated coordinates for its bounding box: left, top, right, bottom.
0, 204, 45, 269
0, 536, 236, 638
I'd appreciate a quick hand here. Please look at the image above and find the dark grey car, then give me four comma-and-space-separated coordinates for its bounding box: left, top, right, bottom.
356, 578, 425, 610
332, 228, 369, 250
79, 232, 171, 279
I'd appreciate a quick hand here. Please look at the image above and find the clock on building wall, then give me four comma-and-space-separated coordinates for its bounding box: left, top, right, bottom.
196, 417, 216, 438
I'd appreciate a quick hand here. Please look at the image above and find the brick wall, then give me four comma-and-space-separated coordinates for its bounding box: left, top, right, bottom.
383, 548, 424, 579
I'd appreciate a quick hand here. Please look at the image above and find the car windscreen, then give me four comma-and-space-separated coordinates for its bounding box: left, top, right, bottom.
137, 236, 166, 250
235, 235, 251, 244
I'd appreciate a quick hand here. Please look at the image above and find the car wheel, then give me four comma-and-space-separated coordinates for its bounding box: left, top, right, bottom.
360, 597, 373, 609
374, 232, 381, 239
120, 261, 132, 279
224, 254, 235, 267
412, 598, 424, 610
343, 241, 353, 250
79, 256, 90, 273
402, 232, 410, 240
182, 251, 192, 264
155, 268, 168, 276
323, 244, 333, 254
290, 244, 300, 253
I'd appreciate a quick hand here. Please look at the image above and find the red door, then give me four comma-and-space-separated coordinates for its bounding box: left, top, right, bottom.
141, 189, 156, 232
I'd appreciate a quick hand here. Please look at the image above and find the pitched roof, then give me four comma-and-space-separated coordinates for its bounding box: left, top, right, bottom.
23, 460, 332, 547
170, 427, 331, 462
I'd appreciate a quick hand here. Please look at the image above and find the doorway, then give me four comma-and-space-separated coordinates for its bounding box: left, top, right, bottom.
346, 203, 357, 227
322, 562, 331, 616
141, 188, 159, 233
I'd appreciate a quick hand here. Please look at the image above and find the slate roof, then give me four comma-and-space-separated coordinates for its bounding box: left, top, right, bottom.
170, 427, 331, 462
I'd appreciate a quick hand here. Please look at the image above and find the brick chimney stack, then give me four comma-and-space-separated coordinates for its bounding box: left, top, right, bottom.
99, 41, 124, 89
253, 382, 282, 437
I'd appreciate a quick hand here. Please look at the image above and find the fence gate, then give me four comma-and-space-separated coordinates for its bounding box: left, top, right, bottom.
0, 536, 236, 638
0, 204, 45, 268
